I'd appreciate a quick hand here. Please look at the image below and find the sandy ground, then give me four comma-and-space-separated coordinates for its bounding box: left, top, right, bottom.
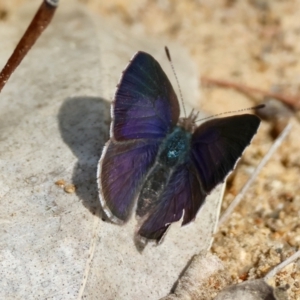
1, 0, 300, 299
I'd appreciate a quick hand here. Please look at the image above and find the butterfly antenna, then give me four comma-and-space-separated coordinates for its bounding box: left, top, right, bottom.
196, 104, 265, 122
165, 46, 187, 118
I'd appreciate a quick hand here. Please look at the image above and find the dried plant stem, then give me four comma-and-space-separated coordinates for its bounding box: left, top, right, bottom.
218, 122, 293, 228
264, 250, 300, 281
201, 76, 300, 109
0, 0, 59, 93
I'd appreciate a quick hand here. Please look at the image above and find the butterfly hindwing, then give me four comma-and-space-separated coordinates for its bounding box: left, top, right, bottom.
99, 139, 160, 222
138, 162, 206, 241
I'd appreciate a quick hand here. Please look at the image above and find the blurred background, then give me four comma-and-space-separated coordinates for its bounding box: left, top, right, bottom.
1, 0, 299, 298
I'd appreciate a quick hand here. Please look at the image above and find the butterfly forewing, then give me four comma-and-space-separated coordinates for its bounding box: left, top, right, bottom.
191, 114, 261, 193
112, 51, 180, 141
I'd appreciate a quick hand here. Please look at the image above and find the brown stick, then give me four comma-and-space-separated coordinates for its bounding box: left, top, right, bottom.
0, 0, 59, 93
201, 76, 300, 110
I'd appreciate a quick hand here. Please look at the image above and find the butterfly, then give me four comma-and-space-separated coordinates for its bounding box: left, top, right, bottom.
97, 51, 261, 243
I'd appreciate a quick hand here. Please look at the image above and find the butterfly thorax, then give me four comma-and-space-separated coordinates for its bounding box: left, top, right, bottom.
157, 126, 191, 168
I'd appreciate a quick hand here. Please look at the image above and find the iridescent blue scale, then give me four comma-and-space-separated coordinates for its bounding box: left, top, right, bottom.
158, 126, 191, 167
98, 51, 261, 242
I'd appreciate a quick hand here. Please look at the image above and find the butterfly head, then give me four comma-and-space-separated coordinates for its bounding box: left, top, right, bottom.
178, 109, 199, 132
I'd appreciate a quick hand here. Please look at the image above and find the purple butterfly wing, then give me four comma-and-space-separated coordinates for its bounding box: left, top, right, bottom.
113, 51, 180, 140
98, 52, 180, 222
138, 114, 260, 241
191, 114, 260, 193
99, 139, 160, 222
138, 163, 206, 241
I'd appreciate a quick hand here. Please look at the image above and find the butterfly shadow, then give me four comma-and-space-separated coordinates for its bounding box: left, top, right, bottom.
58, 96, 111, 218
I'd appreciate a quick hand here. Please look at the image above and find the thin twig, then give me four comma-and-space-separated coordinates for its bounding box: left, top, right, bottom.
201, 76, 300, 110
264, 249, 300, 281
218, 122, 293, 228
0, 0, 59, 93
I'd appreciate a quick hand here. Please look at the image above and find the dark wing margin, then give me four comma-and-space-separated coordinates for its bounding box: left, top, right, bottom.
112, 51, 180, 141
98, 139, 160, 223
138, 162, 206, 242
191, 114, 261, 193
